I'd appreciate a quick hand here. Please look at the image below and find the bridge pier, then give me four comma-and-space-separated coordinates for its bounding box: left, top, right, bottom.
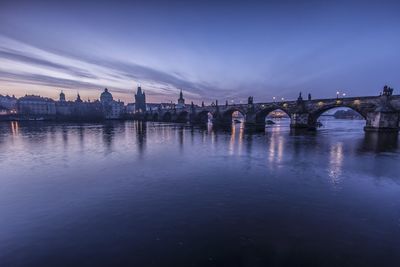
243, 113, 264, 131
290, 113, 313, 130
213, 115, 232, 127
365, 111, 399, 132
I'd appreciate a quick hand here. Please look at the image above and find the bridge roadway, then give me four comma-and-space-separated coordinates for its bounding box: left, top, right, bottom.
143, 94, 400, 132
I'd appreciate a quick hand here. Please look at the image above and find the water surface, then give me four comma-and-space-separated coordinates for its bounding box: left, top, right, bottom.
0, 120, 399, 266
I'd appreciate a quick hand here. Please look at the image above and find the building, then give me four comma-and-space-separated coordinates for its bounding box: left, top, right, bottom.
100, 88, 113, 105
100, 88, 124, 119
71, 99, 103, 120
56, 91, 73, 116
0, 94, 17, 111
0, 104, 11, 116
177, 89, 185, 108
17, 95, 56, 116
55, 90, 104, 120
159, 102, 175, 110
56, 101, 74, 116
108, 100, 125, 119
135, 86, 146, 112
59, 91, 66, 102
126, 103, 135, 114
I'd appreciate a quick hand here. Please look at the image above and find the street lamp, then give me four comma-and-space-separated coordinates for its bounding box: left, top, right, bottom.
342, 93, 346, 97
281, 97, 285, 101
336, 91, 340, 99
273, 96, 276, 102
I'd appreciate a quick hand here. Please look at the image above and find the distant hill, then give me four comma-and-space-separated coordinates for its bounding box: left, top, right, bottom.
333, 109, 363, 119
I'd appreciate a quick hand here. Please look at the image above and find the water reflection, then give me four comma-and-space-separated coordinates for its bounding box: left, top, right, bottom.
62, 125, 69, 149
78, 125, 85, 149
328, 142, 344, 186
229, 123, 244, 155
359, 132, 399, 153
10, 121, 19, 136
0, 121, 400, 267
135, 121, 146, 157
102, 122, 115, 154
178, 126, 184, 151
267, 131, 285, 167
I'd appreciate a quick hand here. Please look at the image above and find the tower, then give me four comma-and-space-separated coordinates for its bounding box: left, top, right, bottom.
76, 93, 82, 103
135, 85, 146, 112
177, 89, 185, 108
59, 91, 66, 102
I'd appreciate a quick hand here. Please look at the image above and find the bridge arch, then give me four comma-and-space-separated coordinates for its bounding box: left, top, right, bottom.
222, 108, 246, 123
309, 104, 367, 129
196, 110, 215, 124
255, 107, 291, 125
310, 104, 366, 123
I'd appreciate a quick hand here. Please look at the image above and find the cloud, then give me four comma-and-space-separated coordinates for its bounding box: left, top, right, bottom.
0, 35, 235, 101
0, 70, 111, 92
0, 48, 98, 79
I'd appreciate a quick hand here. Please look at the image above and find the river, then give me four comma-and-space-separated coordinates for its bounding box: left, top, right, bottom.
0, 119, 399, 266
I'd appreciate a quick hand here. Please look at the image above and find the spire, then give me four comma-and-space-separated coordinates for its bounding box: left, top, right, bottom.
177, 89, 185, 107
137, 85, 142, 95
76, 92, 82, 103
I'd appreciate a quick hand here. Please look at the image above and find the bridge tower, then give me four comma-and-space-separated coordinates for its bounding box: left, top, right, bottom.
364, 93, 399, 132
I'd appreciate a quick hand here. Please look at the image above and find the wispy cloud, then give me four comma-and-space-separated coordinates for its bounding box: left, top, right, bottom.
0, 35, 233, 102
0, 48, 98, 79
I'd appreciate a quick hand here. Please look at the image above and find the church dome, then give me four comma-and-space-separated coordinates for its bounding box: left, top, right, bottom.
100, 88, 113, 104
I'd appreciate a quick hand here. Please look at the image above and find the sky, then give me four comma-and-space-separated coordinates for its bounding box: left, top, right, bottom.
0, 0, 399, 104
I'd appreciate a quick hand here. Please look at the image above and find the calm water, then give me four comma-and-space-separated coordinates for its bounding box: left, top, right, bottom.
0, 119, 399, 267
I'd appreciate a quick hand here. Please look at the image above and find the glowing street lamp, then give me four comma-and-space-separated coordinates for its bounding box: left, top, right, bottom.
336, 91, 340, 99
273, 96, 276, 102
342, 93, 346, 97
281, 97, 285, 101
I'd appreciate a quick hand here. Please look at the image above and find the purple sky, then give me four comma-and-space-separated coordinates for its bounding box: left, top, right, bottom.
0, 0, 399, 104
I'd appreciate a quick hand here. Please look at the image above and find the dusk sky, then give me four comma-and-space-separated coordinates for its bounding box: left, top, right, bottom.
0, 0, 399, 104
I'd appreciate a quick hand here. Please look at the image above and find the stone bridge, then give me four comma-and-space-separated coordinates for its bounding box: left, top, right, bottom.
145, 91, 400, 132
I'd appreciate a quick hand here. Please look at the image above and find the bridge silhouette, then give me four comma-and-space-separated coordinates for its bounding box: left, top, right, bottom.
143, 89, 400, 132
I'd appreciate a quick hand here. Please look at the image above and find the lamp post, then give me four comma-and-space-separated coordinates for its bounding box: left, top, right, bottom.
336, 91, 339, 99
342, 93, 346, 98
273, 96, 276, 102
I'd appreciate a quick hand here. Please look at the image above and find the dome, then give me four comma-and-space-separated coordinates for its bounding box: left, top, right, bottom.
100, 88, 113, 104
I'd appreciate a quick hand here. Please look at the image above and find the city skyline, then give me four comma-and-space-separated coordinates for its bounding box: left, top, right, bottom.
0, 0, 399, 104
